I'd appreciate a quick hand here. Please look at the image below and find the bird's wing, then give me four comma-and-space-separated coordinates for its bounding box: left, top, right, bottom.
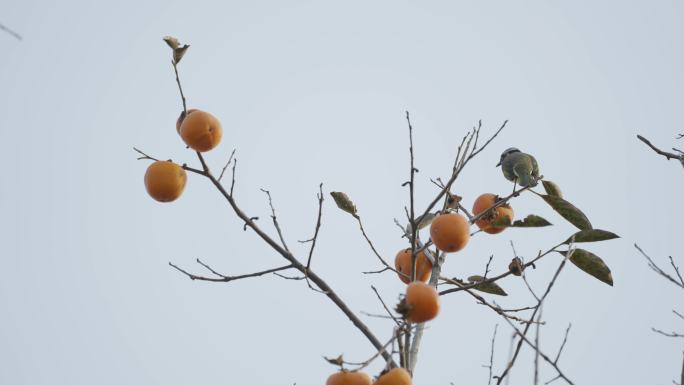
530, 155, 540, 177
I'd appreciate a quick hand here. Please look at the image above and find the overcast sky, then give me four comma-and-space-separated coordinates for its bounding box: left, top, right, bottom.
2, 1, 683, 384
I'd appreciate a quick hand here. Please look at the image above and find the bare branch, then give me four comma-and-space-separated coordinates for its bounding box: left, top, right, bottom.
637, 134, 684, 167
305, 184, 324, 271
405, 111, 419, 284
652, 328, 684, 338
416, 120, 508, 234
0, 22, 21, 40
218, 149, 236, 182
169, 261, 293, 282
440, 242, 565, 296
162, 49, 396, 367
343, 330, 404, 371
371, 285, 401, 326
260, 188, 291, 252
171, 61, 187, 114
635, 244, 684, 289
133, 147, 159, 161
484, 324, 498, 385
495, 249, 572, 385
554, 324, 572, 364
500, 313, 575, 385
534, 307, 542, 385
356, 216, 398, 273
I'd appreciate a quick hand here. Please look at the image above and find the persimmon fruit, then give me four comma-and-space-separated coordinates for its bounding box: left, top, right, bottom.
472, 193, 514, 234
395, 249, 432, 284
326, 371, 372, 385
429, 212, 470, 252
175, 108, 198, 134
144, 160, 187, 202
179, 110, 223, 152
404, 281, 440, 323
374, 368, 412, 385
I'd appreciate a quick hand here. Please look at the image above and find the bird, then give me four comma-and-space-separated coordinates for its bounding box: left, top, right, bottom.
496, 148, 540, 188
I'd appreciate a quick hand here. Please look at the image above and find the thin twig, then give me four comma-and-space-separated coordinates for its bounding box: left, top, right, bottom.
305, 184, 324, 271
416, 120, 508, 236
133, 147, 159, 161
0, 23, 21, 40
440, 242, 565, 296
554, 324, 572, 364
499, 314, 575, 385
495, 248, 572, 385
356, 216, 397, 273
637, 134, 684, 167
260, 188, 290, 252
635, 244, 684, 289
172, 61, 187, 114
345, 330, 403, 371
484, 324, 498, 385
218, 149, 236, 182
534, 306, 543, 385
652, 328, 684, 338
371, 286, 401, 326
161, 48, 396, 367
169, 261, 293, 282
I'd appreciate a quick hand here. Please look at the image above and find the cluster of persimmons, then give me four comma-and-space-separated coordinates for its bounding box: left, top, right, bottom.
142, 106, 515, 385
324, 194, 513, 384
143, 109, 222, 202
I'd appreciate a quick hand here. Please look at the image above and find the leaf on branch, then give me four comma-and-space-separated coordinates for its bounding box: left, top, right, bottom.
468, 275, 508, 296
541, 195, 592, 230
510, 214, 552, 228
564, 229, 619, 244
173, 44, 190, 64
163, 35, 180, 49
330, 191, 358, 218
559, 249, 613, 286
542, 180, 563, 198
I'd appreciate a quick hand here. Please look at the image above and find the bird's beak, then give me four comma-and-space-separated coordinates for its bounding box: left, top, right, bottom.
495, 161, 501, 167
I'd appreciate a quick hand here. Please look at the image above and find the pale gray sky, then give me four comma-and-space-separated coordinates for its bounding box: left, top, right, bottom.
1, 1, 683, 384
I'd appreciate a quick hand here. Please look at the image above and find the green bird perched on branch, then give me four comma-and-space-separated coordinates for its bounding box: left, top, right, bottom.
496, 148, 540, 187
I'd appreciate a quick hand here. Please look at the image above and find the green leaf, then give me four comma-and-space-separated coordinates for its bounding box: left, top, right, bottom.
542, 180, 563, 198
467, 275, 508, 296
511, 214, 552, 228
565, 229, 619, 244
541, 195, 592, 230
330, 191, 358, 218
559, 249, 613, 286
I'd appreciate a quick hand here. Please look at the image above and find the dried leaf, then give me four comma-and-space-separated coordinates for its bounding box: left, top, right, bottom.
330, 191, 358, 218
508, 257, 523, 276
542, 180, 563, 198
324, 354, 345, 366
541, 195, 592, 230
468, 275, 508, 296
511, 214, 552, 228
565, 229, 619, 244
559, 249, 613, 286
163, 36, 180, 49
173, 44, 190, 64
